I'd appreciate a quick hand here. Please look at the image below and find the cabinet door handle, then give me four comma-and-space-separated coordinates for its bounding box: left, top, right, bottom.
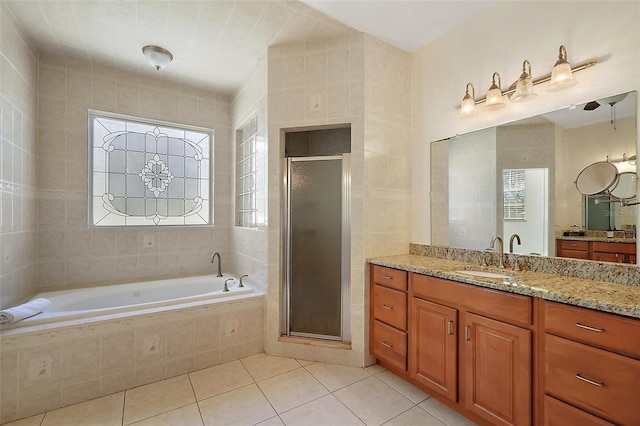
576, 323, 604, 333
381, 304, 392, 310
447, 321, 454, 335
576, 373, 604, 387
381, 341, 393, 348
464, 326, 471, 341
381, 275, 392, 280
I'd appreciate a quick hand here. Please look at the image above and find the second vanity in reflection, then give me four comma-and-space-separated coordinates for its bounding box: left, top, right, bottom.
556, 236, 636, 264
369, 255, 640, 426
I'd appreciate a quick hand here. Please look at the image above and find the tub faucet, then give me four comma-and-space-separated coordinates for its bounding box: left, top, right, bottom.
211, 252, 222, 277
490, 235, 505, 268
223, 278, 233, 292
509, 234, 521, 253
239, 274, 248, 288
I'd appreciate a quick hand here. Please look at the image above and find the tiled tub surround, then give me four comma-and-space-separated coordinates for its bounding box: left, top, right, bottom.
370, 248, 640, 318
0, 292, 265, 424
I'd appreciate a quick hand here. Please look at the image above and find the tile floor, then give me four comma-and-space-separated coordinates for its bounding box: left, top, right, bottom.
5, 353, 477, 426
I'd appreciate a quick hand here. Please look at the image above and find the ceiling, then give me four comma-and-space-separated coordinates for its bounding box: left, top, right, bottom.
299, 0, 494, 53
6, 0, 492, 95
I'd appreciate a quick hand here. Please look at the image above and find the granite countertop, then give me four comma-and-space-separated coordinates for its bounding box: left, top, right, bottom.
368, 254, 640, 319
558, 236, 636, 244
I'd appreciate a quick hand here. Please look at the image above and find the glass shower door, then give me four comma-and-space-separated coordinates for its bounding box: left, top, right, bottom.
287, 156, 344, 340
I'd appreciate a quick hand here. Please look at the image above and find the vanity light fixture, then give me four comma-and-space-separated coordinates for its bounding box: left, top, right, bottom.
459, 83, 478, 117
458, 44, 597, 118
509, 60, 537, 102
142, 45, 173, 71
485, 72, 505, 109
548, 45, 577, 91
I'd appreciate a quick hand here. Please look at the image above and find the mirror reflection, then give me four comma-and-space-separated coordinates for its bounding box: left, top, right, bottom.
431, 91, 636, 261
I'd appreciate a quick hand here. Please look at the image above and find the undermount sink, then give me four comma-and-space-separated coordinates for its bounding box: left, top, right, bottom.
454, 270, 513, 280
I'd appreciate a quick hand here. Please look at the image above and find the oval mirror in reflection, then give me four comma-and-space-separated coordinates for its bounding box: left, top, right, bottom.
575, 161, 619, 195
610, 172, 637, 199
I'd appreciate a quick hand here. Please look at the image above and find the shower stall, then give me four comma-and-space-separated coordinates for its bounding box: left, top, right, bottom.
282, 128, 351, 342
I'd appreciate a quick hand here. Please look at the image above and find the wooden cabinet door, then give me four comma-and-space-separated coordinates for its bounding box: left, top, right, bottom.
409, 297, 457, 402
463, 313, 531, 426
592, 251, 624, 263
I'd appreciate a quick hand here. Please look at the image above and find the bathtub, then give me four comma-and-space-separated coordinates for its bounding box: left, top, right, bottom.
7, 274, 254, 327
0, 274, 265, 423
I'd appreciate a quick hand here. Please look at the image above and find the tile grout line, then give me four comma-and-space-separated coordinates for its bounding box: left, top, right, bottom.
244, 360, 288, 422
186, 372, 206, 426
120, 389, 127, 426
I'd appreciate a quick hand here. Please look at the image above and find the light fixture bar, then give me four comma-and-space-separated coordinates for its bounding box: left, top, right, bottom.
469, 59, 597, 106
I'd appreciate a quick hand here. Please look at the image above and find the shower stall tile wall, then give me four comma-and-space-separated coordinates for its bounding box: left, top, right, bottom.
0, 297, 264, 424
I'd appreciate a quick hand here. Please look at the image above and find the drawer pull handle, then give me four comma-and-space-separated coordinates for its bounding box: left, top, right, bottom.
570, 243, 577, 247
576, 323, 604, 333
447, 321, 454, 335
464, 326, 471, 341
381, 275, 393, 280
381, 341, 393, 348
381, 304, 392, 310
576, 374, 604, 387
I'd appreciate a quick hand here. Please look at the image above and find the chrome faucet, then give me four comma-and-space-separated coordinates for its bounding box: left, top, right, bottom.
509, 234, 521, 253
239, 274, 248, 288
223, 278, 233, 292
210, 252, 222, 277
490, 235, 505, 268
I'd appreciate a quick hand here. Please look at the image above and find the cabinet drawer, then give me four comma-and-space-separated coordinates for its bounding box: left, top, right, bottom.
372, 265, 407, 291
544, 395, 613, 426
558, 240, 589, 251
559, 249, 590, 260
373, 284, 407, 330
372, 319, 407, 371
412, 274, 532, 325
544, 334, 640, 425
592, 241, 635, 254
544, 301, 640, 358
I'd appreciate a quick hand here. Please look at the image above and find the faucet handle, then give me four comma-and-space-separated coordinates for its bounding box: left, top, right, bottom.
223, 278, 234, 292
239, 274, 248, 288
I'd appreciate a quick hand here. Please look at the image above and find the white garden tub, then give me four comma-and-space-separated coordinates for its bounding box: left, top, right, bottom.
12, 274, 253, 326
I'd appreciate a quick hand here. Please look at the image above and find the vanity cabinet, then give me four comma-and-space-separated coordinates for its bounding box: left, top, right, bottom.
556, 240, 590, 260
542, 301, 640, 425
556, 239, 636, 264
370, 265, 408, 371
591, 241, 636, 264
410, 274, 533, 426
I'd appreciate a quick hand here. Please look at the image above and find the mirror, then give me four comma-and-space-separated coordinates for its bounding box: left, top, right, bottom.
431, 91, 636, 258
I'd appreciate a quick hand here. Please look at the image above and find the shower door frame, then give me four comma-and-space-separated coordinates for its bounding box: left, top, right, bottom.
282, 154, 351, 342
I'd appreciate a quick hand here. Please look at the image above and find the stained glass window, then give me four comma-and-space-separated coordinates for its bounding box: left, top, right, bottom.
89, 111, 212, 226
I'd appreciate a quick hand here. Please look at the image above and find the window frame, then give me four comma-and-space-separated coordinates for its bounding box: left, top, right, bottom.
503, 168, 526, 221
88, 109, 214, 227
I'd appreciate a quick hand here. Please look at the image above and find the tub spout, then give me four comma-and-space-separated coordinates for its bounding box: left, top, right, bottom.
211, 252, 222, 277
223, 278, 233, 292
239, 275, 248, 288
